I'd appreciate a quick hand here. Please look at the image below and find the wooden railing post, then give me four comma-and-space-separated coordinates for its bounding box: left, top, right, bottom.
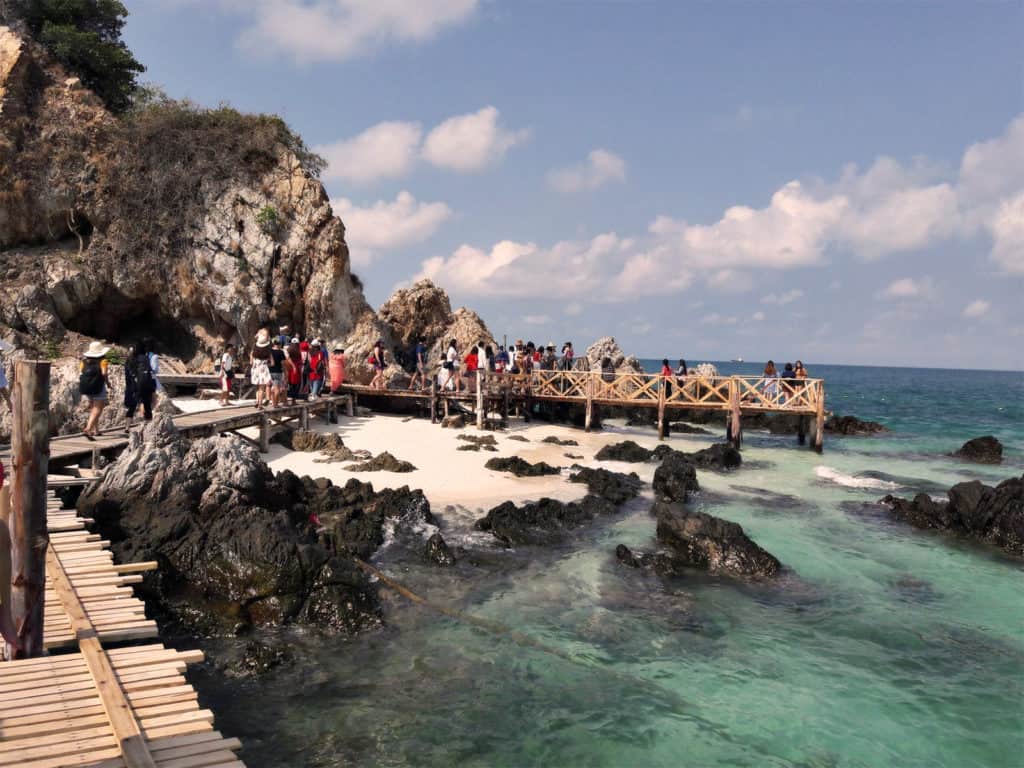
584, 373, 594, 432
729, 377, 742, 450
813, 380, 825, 453
8, 360, 50, 658
259, 413, 270, 453
657, 375, 667, 441
476, 371, 484, 430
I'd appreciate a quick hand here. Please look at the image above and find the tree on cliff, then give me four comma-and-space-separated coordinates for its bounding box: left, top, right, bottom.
4, 0, 144, 112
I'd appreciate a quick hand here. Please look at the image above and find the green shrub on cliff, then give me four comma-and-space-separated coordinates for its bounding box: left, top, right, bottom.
7, 0, 145, 113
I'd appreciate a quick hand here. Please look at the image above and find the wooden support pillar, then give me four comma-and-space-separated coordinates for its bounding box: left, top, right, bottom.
729, 377, 742, 450
657, 377, 667, 441
501, 386, 510, 427
346, 394, 354, 417
584, 375, 594, 432
797, 415, 807, 446
813, 381, 825, 453
430, 387, 438, 424
259, 413, 270, 453
443, 398, 449, 419
300, 406, 309, 431
8, 360, 50, 659
476, 372, 484, 430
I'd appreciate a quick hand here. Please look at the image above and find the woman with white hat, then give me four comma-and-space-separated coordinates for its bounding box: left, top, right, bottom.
250, 329, 273, 408
79, 340, 111, 438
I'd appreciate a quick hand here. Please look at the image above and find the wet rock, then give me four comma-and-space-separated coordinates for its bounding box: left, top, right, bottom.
653, 452, 699, 502
882, 475, 1023, 555
424, 533, 456, 566
345, 451, 416, 473
441, 415, 465, 429
542, 435, 579, 446
594, 439, 653, 462
615, 544, 681, 576
686, 443, 742, 470
569, 467, 643, 504
953, 436, 1003, 464
484, 456, 562, 477
653, 501, 782, 577
824, 415, 890, 435
476, 495, 616, 546
231, 639, 292, 676
76, 416, 431, 636
272, 428, 356, 462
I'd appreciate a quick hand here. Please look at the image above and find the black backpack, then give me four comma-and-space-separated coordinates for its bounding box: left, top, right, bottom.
79, 359, 104, 396
133, 353, 155, 393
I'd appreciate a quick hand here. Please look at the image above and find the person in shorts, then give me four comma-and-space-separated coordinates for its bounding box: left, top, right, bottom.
219, 344, 236, 406
269, 339, 286, 406
79, 340, 111, 438
409, 336, 428, 390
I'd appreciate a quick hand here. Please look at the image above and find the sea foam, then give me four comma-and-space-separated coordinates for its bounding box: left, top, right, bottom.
814, 465, 901, 490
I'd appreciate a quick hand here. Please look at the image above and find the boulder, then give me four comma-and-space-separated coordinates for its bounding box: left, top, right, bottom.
824, 415, 890, 435
953, 436, 1003, 464
441, 414, 465, 429
484, 456, 562, 477
668, 422, 713, 435
377, 279, 453, 352
652, 501, 782, 577
271, 428, 357, 462
652, 452, 699, 502
584, 337, 643, 374
686, 443, 742, 470
345, 451, 417, 473
76, 415, 432, 634
457, 434, 498, 448
424, 533, 456, 566
594, 439, 653, 463
542, 435, 579, 446
428, 307, 496, 365
476, 496, 616, 546
882, 475, 1023, 555
569, 467, 643, 504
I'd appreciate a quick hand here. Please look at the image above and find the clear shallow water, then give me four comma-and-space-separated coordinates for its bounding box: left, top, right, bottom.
197, 365, 1023, 767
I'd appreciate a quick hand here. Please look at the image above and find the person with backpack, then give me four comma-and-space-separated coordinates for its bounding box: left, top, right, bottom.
269, 338, 287, 406
408, 337, 429, 391
79, 341, 111, 439
219, 343, 236, 406
124, 340, 157, 425
308, 339, 327, 399
368, 341, 386, 390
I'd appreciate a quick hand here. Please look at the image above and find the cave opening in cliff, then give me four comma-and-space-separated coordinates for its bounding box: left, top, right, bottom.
64, 289, 198, 361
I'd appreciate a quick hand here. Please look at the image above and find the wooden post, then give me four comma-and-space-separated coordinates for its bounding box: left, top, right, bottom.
430, 387, 438, 424
346, 394, 354, 417
501, 385, 510, 427
8, 360, 50, 658
657, 376, 667, 441
476, 372, 484, 430
259, 413, 270, 453
300, 406, 309, 431
797, 415, 807, 446
813, 381, 825, 453
730, 377, 742, 450
584, 374, 594, 432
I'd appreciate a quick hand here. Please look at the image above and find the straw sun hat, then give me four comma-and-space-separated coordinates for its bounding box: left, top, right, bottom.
84, 340, 110, 358
255, 329, 271, 348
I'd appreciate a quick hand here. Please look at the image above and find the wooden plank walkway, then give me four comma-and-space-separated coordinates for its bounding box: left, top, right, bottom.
0, 496, 243, 767
0, 395, 350, 469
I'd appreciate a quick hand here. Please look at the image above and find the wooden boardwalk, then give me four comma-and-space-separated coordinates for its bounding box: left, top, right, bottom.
0, 395, 351, 470
0, 498, 243, 767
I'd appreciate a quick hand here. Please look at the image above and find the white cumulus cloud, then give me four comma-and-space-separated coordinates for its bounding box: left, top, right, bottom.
548, 148, 627, 193
963, 299, 991, 319
761, 289, 804, 306
332, 191, 453, 266
989, 192, 1024, 274
422, 106, 529, 172
317, 121, 422, 183
879, 277, 935, 300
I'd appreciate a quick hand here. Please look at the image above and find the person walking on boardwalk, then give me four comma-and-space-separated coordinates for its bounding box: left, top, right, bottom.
79, 340, 110, 439
561, 342, 574, 371
409, 336, 428, 390
276, 325, 291, 347
781, 362, 796, 403
219, 343, 236, 406
329, 346, 346, 393
308, 339, 326, 399
124, 339, 157, 426
441, 338, 460, 392
661, 358, 673, 398
144, 339, 163, 412
269, 338, 286, 406
299, 338, 311, 395
0, 338, 12, 412
368, 340, 387, 390
463, 345, 479, 390
762, 360, 779, 401
285, 339, 303, 403
250, 329, 273, 408
675, 358, 688, 388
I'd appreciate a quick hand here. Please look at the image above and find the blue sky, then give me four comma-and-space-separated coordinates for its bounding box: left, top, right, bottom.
126, 1, 1023, 370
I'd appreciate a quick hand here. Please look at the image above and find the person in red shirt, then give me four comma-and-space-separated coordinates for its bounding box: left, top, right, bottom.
463, 348, 478, 389
307, 339, 326, 399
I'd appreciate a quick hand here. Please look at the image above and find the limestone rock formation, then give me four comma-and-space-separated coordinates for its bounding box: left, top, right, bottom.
0, 25, 366, 369
882, 476, 1022, 555
585, 337, 643, 373
427, 307, 496, 365
377, 279, 453, 351
953, 436, 1003, 464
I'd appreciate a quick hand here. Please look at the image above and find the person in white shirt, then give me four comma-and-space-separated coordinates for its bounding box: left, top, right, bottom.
219, 344, 235, 406
441, 339, 461, 392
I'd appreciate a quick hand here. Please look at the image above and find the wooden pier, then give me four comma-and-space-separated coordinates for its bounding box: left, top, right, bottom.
0, 499, 243, 767
342, 370, 827, 451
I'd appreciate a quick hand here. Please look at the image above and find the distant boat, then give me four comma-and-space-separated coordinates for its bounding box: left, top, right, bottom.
731, 357, 744, 363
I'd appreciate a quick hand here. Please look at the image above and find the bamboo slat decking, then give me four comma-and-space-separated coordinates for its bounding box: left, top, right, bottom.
0, 497, 243, 767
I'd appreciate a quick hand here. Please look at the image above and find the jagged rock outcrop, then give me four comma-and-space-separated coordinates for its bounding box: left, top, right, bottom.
0, 25, 366, 368
953, 436, 1003, 464
594, 439, 652, 463
76, 416, 433, 634
652, 452, 699, 502
484, 456, 562, 477
882, 476, 1023, 555
477, 496, 616, 546
824, 415, 890, 435
617, 502, 781, 578
427, 307, 496, 365
568, 467, 643, 504
594, 440, 741, 471
271, 428, 361, 462
345, 451, 417, 473
585, 336, 643, 373
377, 279, 453, 351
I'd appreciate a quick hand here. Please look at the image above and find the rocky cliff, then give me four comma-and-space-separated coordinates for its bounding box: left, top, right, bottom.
0, 24, 369, 367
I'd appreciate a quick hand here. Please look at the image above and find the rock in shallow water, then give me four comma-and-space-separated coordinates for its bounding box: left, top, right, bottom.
476, 496, 617, 546
484, 456, 562, 477
882, 475, 1023, 555
569, 467, 643, 504
652, 452, 699, 502
595, 440, 741, 471
953, 435, 1003, 464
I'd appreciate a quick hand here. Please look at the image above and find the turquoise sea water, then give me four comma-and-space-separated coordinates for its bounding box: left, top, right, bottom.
198, 365, 1023, 767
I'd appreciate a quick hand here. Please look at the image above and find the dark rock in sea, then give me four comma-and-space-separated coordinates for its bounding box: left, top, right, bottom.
542, 435, 579, 446
441, 414, 465, 429
686, 443, 742, 470
271, 428, 357, 462
507, 435, 529, 442
615, 544, 682, 576
484, 456, 562, 477
953, 435, 1003, 464
424, 533, 456, 566
653, 452, 699, 502
882, 475, 1023, 555
653, 501, 782, 577
668, 422, 713, 435
77, 415, 433, 636
594, 439, 653, 462
824, 415, 890, 435
890, 575, 941, 604
232, 639, 293, 676
346, 451, 417, 473
569, 467, 643, 504
476, 495, 617, 546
